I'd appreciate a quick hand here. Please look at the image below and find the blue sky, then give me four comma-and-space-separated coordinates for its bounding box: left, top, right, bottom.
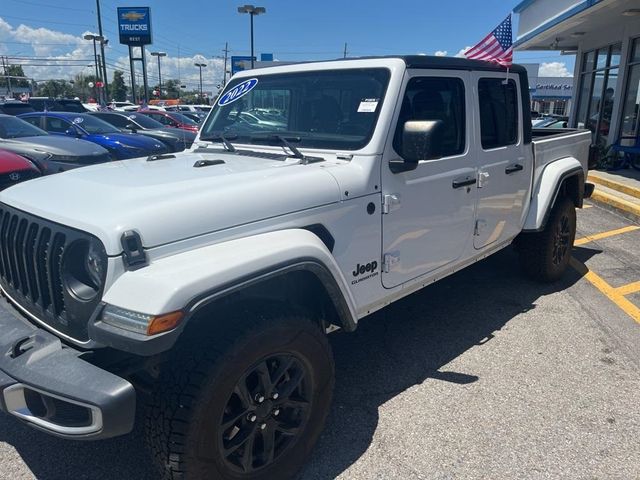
0, 0, 574, 92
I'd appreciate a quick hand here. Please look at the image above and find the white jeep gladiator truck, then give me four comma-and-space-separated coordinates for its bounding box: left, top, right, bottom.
0, 56, 592, 479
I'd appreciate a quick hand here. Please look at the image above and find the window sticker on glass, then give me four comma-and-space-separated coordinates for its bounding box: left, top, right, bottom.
218, 78, 259, 106
72, 117, 84, 124
358, 98, 379, 113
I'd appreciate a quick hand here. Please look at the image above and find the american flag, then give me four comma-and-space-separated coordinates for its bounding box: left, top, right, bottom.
464, 15, 513, 67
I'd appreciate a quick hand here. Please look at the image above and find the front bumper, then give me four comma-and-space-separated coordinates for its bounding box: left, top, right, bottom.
0, 296, 135, 440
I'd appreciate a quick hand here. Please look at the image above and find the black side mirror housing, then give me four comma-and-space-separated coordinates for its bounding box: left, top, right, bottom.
390, 120, 443, 173
125, 123, 138, 133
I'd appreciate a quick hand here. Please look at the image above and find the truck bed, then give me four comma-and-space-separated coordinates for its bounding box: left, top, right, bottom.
531, 128, 592, 179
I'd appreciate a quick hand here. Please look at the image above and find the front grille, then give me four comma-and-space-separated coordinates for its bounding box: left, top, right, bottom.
0, 203, 104, 342
0, 169, 41, 191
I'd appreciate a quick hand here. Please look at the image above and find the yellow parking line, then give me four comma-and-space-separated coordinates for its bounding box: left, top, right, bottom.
616, 281, 640, 296
574, 225, 640, 246
570, 258, 640, 324
582, 204, 593, 209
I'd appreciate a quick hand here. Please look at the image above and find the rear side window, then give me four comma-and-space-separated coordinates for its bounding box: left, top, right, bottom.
393, 77, 465, 159
478, 78, 518, 149
45, 117, 72, 133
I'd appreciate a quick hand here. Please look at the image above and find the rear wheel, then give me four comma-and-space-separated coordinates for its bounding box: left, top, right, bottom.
517, 196, 576, 282
145, 306, 334, 480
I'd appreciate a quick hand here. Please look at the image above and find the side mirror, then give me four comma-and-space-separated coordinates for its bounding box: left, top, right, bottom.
390, 120, 443, 173
125, 123, 138, 133
65, 127, 82, 138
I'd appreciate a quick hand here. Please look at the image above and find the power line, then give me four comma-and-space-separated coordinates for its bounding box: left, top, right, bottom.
5, 0, 91, 12
0, 14, 94, 28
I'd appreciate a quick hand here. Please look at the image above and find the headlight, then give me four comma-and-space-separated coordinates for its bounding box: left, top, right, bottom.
63, 239, 107, 301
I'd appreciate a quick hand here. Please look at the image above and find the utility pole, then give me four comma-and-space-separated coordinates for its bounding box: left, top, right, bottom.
1, 56, 12, 97
96, 0, 109, 99
222, 42, 229, 87
343, 43, 348, 58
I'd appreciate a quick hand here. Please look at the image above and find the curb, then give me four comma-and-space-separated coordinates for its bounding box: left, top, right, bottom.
588, 173, 640, 199
590, 189, 640, 224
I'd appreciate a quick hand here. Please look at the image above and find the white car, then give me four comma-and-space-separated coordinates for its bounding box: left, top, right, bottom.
0, 56, 592, 480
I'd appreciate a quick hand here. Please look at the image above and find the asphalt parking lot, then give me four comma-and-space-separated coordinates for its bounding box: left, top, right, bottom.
1, 201, 639, 480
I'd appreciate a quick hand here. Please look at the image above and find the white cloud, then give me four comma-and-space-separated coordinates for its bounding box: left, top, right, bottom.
455, 46, 472, 58
434, 50, 447, 57
538, 61, 572, 77
0, 16, 222, 92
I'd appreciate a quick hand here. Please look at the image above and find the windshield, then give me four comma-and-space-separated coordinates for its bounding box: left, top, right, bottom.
0, 115, 48, 138
201, 68, 390, 150
169, 112, 198, 126
126, 112, 165, 129
71, 114, 119, 134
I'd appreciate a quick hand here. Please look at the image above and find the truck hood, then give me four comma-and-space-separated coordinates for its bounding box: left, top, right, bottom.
0, 149, 342, 254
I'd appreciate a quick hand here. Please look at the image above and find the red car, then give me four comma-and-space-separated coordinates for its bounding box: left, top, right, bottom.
138, 110, 199, 133
0, 149, 41, 190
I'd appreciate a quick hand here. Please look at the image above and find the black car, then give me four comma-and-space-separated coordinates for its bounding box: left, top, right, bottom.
0, 100, 35, 116
89, 111, 196, 152
28, 97, 88, 113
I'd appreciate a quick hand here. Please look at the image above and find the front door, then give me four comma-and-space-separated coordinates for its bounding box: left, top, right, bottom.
473, 74, 531, 249
381, 71, 477, 289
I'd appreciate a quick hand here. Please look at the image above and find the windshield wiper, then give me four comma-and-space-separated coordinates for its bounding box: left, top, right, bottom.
199, 132, 237, 152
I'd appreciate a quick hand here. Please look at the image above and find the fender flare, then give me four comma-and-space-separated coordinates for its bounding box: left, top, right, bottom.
90, 229, 358, 355
522, 157, 584, 232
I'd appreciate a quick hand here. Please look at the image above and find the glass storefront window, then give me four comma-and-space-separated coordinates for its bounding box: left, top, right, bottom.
583, 50, 595, 72
596, 49, 609, 69
576, 73, 592, 128
610, 43, 622, 68
599, 68, 618, 145
619, 65, 640, 137
632, 38, 640, 64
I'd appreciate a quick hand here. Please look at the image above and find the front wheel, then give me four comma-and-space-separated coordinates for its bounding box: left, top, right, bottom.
517, 196, 577, 282
145, 307, 334, 480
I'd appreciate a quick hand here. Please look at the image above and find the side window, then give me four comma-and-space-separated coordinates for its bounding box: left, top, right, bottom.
478, 78, 518, 149
45, 117, 72, 133
102, 114, 128, 128
156, 114, 172, 125
393, 77, 465, 159
21, 117, 41, 129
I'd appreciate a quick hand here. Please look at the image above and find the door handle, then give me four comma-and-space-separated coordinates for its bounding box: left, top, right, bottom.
505, 163, 524, 174
452, 177, 477, 189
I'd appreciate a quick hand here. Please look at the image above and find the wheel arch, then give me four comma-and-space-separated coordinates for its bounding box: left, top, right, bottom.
523, 157, 584, 232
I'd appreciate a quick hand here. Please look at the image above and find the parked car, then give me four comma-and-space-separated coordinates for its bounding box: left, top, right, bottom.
181, 111, 207, 124
0, 100, 35, 116
28, 97, 88, 113
88, 111, 196, 152
0, 114, 111, 173
19, 112, 169, 160
0, 149, 41, 190
138, 109, 200, 133
0, 56, 593, 480
110, 101, 136, 110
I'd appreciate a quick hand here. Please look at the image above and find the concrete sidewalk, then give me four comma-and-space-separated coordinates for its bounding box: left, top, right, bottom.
589, 169, 640, 224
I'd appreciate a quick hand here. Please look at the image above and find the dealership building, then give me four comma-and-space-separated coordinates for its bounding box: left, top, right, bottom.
521, 63, 574, 116
514, 0, 640, 149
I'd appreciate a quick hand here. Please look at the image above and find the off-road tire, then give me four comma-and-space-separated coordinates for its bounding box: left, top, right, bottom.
145, 305, 334, 480
518, 196, 576, 282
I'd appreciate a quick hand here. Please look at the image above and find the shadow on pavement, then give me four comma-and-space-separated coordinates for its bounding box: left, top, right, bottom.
0, 247, 599, 480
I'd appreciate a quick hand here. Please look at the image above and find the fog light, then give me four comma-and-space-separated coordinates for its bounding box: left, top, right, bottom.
101, 305, 183, 335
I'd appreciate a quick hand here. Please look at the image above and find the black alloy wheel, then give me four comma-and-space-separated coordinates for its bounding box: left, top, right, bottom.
220, 354, 313, 474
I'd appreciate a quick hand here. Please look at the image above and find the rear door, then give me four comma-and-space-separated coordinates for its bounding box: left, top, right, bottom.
381, 71, 477, 288
473, 74, 531, 249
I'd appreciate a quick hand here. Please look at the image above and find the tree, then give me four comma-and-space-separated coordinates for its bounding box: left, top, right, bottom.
163, 79, 181, 99
110, 70, 127, 101
0, 65, 30, 88
36, 80, 75, 98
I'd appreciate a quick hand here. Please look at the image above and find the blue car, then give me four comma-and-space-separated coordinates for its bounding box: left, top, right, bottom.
19, 112, 169, 160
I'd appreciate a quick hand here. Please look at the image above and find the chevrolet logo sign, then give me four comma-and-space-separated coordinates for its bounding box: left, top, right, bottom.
121, 11, 145, 21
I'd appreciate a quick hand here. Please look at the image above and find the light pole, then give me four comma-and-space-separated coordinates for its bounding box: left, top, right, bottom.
151, 52, 166, 98
84, 33, 104, 102
194, 62, 206, 100
237, 5, 266, 69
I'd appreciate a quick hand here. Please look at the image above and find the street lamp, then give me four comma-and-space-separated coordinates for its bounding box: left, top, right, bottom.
150, 52, 167, 98
237, 5, 266, 69
194, 62, 207, 99
84, 34, 104, 83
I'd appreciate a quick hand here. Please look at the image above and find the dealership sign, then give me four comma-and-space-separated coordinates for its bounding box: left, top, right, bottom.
118, 7, 152, 45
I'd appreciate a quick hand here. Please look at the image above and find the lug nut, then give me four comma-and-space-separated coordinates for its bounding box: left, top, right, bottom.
247, 414, 257, 422
260, 423, 267, 430
273, 408, 280, 416
255, 394, 265, 404
271, 392, 279, 400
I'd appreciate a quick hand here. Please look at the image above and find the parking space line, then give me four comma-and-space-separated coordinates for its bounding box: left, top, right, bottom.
616, 281, 640, 296
574, 225, 640, 246
570, 258, 640, 324
582, 204, 593, 209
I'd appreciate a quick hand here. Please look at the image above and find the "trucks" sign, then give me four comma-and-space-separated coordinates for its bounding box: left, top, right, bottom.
117, 7, 152, 45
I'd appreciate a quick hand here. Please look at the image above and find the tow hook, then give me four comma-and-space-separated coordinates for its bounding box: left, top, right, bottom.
10, 336, 35, 359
